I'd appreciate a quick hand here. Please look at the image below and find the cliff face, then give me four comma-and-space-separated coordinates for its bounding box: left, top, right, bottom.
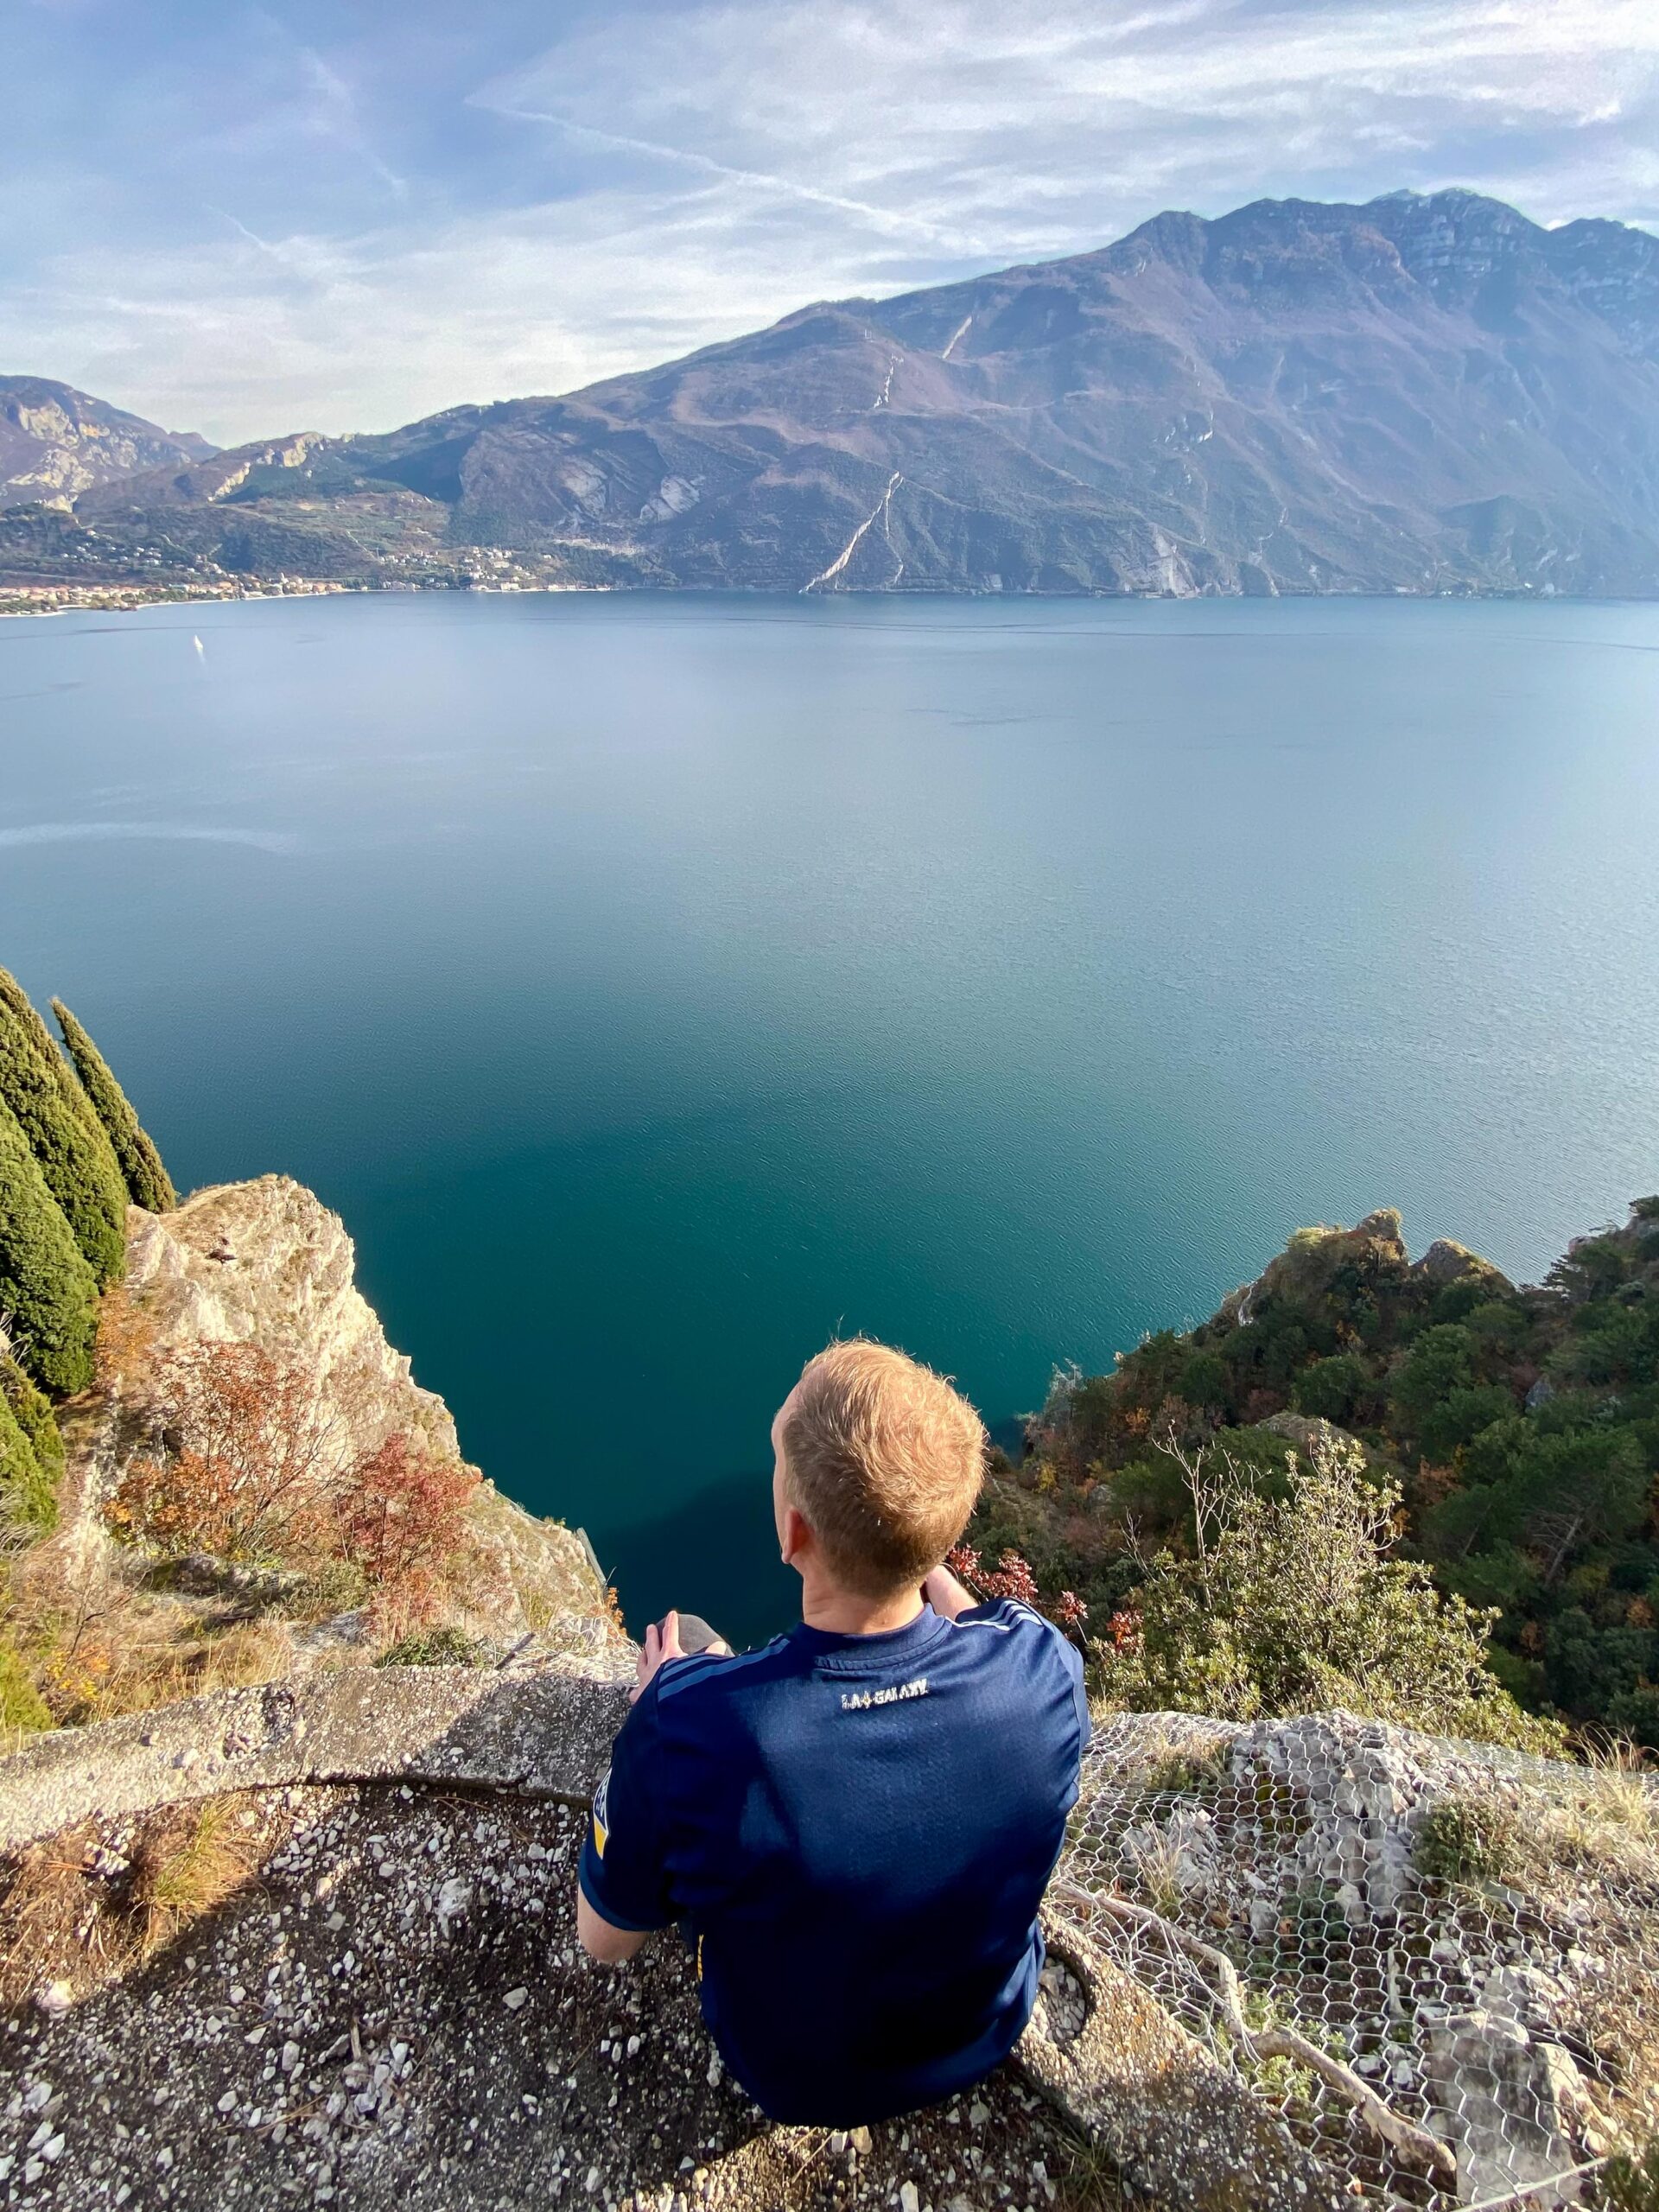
0, 378, 215, 507
51, 1176, 612, 1676
124, 1178, 461, 1472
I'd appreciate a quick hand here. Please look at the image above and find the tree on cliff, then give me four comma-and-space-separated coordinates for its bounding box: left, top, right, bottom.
0, 1329, 62, 1530
105, 1342, 342, 1566
1094, 1429, 1560, 1751
0, 1385, 54, 1532
51, 999, 176, 1213
0, 1095, 99, 1395
0, 969, 128, 1286
340, 1433, 480, 1630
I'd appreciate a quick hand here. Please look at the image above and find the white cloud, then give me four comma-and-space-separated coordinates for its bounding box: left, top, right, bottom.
6, 0, 1658, 442
10, 180, 919, 442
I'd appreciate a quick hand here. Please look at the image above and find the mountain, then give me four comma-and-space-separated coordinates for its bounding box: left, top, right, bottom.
0, 377, 216, 507
9, 188, 1659, 596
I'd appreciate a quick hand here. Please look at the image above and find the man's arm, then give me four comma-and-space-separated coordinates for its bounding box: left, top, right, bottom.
921, 1562, 978, 1619
574, 1691, 677, 1961
576, 1885, 651, 1965
631, 1609, 731, 1704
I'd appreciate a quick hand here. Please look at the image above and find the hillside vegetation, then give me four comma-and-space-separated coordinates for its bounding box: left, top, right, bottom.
971, 1204, 1659, 1748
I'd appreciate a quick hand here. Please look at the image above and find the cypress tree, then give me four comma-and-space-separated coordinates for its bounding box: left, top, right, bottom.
52, 1000, 176, 1213
0, 1093, 99, 1395
0, 1384, 54, 1532
1, 1350, 64, 1493
0, 969, 128, 1285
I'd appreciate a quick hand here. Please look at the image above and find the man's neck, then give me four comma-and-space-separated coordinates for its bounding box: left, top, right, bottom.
798, 1580, 925, 1637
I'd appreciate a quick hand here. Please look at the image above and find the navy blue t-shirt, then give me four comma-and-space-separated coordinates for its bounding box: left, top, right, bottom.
578, 1600, 1089, 2124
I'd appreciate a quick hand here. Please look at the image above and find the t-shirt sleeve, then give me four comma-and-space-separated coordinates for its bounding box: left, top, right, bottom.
1062, 1635, 1091, 1761
578, 1692, 677, 1934
959, 1598, 1091, 1776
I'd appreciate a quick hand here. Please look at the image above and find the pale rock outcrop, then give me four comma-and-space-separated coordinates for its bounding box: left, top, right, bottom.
125, 1177, 454, 1471
98, 1177, 609, 1645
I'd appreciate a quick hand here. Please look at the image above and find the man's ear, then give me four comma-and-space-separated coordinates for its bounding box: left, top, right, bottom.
780, 1503, 813, 1570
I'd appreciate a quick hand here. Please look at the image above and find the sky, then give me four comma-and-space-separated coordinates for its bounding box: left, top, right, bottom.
5, 0, 1659, 447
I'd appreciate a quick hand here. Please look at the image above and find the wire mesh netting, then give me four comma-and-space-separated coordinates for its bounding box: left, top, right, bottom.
1051, 1711, 1659, 2209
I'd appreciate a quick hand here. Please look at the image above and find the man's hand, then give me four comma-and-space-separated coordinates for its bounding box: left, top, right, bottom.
921, 1563, 976, 1620
632, 1609, 732, 1704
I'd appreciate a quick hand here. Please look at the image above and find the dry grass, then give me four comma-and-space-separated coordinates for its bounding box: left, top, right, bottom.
128, 1799, 260, 1950
90, 1618, 298, 1719
0, 1820, 118, 2010
1054, 2130, 1123, 2211
0, 1796, 264, 2011
1123, 1821, 1189, 1920
1545, 1738, 1659, 1877
5, 1526, 302, 1727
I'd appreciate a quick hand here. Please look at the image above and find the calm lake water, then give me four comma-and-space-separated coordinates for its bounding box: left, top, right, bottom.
3, 592, 1657, 1642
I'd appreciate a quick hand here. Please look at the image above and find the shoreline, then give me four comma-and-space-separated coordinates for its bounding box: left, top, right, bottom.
0, 577, 621, 620
4, 579, 1650, 623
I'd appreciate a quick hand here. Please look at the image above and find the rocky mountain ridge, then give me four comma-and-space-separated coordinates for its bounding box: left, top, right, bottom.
7, 188, 1659, 600
0, 378, 215, 509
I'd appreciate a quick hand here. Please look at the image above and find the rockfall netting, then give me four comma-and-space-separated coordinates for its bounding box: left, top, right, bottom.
1051, 1712, 1659, 2209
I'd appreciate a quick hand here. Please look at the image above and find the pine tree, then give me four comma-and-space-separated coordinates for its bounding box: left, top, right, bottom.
0, 1092, 99, 1395
0, 969, 128, 1285
51, 1000, 176, 1213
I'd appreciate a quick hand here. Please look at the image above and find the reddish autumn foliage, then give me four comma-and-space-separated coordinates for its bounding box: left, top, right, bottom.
340, 1433, 479, 1627
107, 1343, 342, 1566
945, 1542, 1088, 1639
106, 1343, 480, 1629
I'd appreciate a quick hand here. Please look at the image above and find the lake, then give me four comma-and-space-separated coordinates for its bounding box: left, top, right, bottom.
3, 591, 1657, 1644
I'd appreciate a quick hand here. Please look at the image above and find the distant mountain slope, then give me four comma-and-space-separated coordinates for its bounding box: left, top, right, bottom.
0, 378, 216, 507
10, 189, 1659, 596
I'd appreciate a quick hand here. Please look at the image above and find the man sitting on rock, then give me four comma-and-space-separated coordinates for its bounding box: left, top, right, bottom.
575, 1338, 1090, 2125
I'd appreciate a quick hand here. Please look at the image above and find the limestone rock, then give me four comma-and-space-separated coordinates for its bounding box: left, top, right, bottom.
1422, 2008, 1589, 2205
1412, 1237, 1514, 1294
125, 1177, 455, 1471
111, 1177, 608, 1642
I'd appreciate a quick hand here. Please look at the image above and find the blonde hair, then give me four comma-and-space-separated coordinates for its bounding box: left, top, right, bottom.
782, 1339, 987, 1599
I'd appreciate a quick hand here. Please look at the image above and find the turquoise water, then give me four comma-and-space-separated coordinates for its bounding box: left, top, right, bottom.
2, 593, 1656, 1643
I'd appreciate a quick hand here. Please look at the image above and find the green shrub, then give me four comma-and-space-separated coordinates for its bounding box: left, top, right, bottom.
52, 1000, 176, 1213
1291, 1353, 1367, 1424
374, 1624, 485, 1669
0, 1096, 99, 1395
1094, 1431, 1559, 1751
3, 1358, 65, 1487
1179, 1348, 1230, 1411
0, 1636, 51, 1735
1389, 1325, 1476, 1441
0, 1387, 55, 1533
1605, 2137, 1659, 2212
1417, 1382, 1516, 1464
0, 969, 129, 1286
276, 1557, 370, 1621
1414, 1795, 1520, 1888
